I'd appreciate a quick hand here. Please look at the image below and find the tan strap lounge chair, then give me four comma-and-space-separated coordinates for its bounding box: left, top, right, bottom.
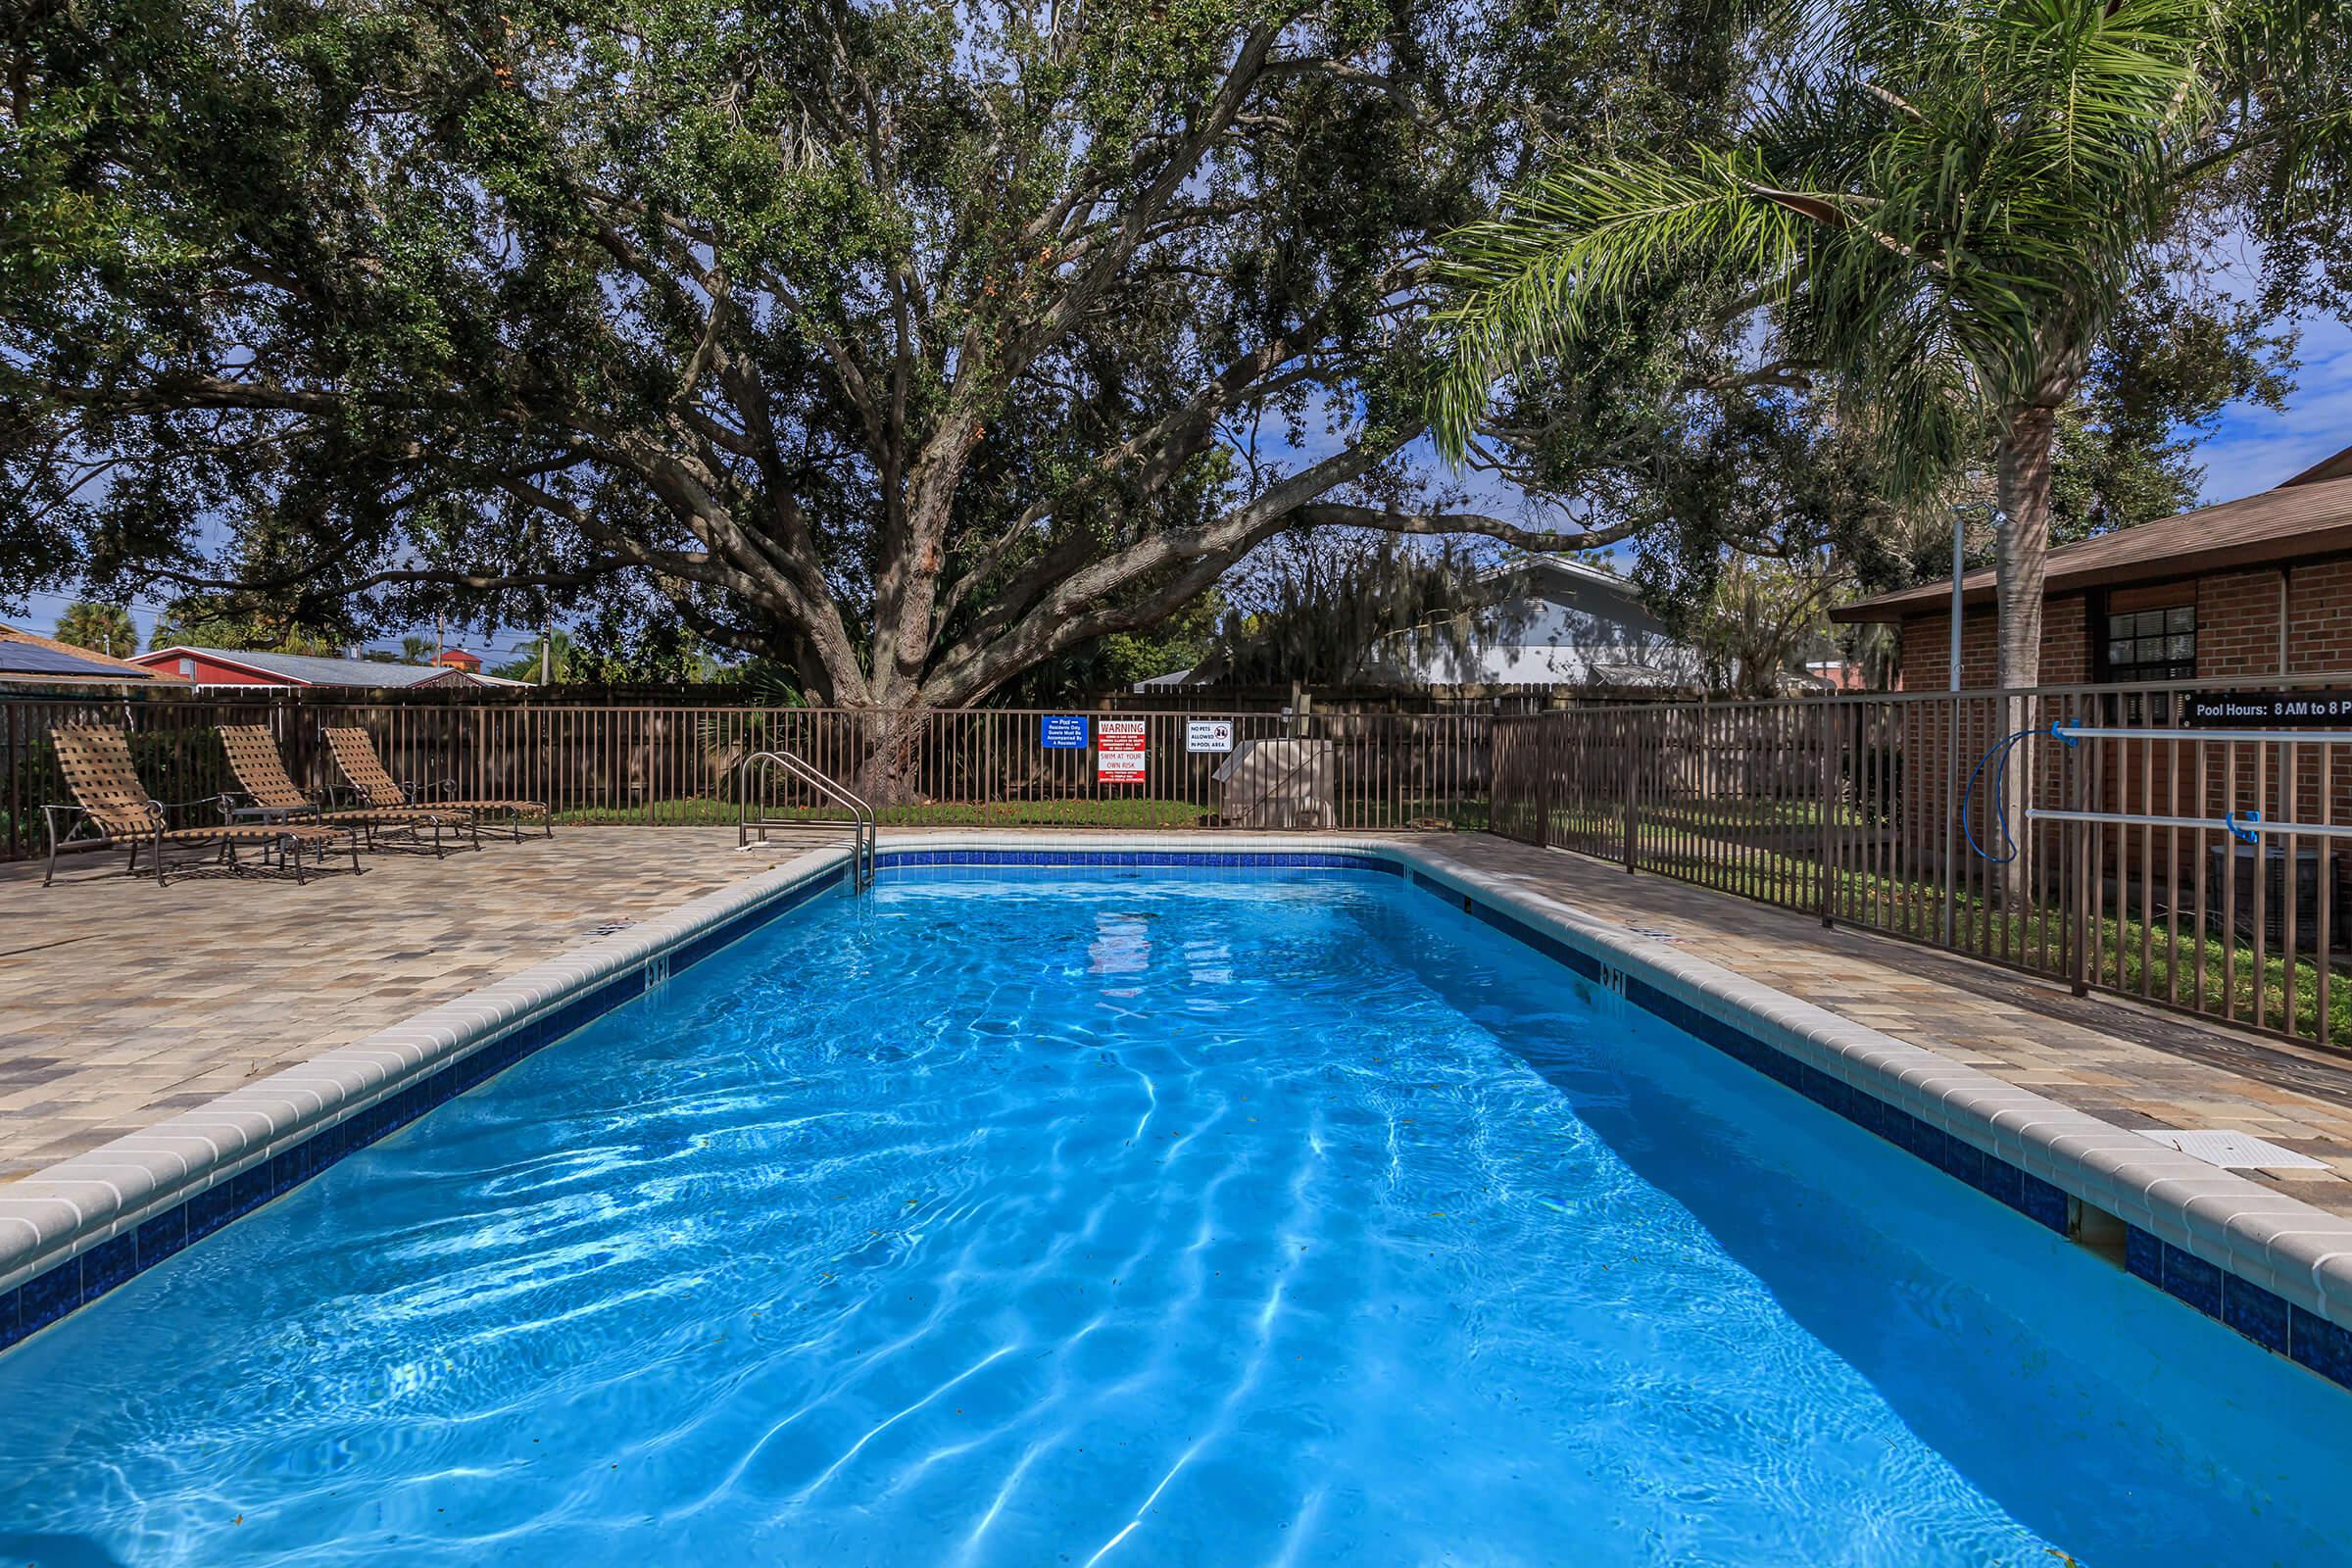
324, 727, 552, 842
43, 724, 358, 887
217, 725, 478, 857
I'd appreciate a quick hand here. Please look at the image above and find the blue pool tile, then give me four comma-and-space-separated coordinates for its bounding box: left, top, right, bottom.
1850, 1090, 1907, 1146
2225, 1274, 2292, 1354
345, 1101, 390, 1152
2160, 1243, 2225, 1319
1939, 1135, 1985, 1191
187, 1180, 238, 1242
2125, 1225, 2164, 1287
2290, 1306, 2352, 1389
18, 1258, 82, 1336
80, 1234, 136, 1298
2018, 1175, 2070, 1234
454, 1043, 501, 1093
1973, 1154, 2023, 1211
672, 930, 721, 974
136, 1206, 189, 1268
230, 1161, 272, 1217
0, 1284, 18, 1350
1797, 1064, 1852, 1119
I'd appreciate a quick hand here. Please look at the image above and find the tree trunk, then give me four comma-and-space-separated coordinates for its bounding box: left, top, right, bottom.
1992, 406, 2057, 696
850, 707, 931, 809
1990, 397, 2062, 913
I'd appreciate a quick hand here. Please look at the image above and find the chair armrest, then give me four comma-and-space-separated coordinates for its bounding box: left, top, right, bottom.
220, 790, 313, 824
40, 803, 103, 847
152, 795, 227, 828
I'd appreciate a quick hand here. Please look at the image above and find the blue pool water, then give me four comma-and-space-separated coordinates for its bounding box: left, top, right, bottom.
3, 866, 2350, 1566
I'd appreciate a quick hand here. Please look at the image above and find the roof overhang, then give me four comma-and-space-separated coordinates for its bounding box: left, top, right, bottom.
1832, 515, 2352, 623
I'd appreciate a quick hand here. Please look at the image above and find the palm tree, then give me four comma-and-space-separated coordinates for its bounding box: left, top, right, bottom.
1430, 0, 2349, 698
54, 601, 139, 660
493, 629, 574, 683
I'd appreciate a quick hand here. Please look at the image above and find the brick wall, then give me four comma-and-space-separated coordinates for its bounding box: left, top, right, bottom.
1896, 592, 2090, 689
2194, 568, 2284, 679
2287, 560, 2352, 674
1888, 562, 2352, 881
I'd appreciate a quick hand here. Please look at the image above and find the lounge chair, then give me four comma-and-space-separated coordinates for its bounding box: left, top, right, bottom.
324, 727, 552, 842
217, 725, 479, 856
43, 724, 359, 887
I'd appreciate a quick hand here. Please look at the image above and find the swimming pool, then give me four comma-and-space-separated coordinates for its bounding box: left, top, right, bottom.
3, 858, 2350, 1564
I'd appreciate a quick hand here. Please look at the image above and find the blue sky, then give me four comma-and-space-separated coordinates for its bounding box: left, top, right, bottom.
2188, 312, 2352, 500
15, 319, 2350, 662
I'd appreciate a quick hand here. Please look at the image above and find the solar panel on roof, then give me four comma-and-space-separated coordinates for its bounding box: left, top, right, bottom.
0, 642, 135, 676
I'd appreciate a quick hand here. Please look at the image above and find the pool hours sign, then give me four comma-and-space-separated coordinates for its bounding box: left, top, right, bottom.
2182, 692, 2352, 728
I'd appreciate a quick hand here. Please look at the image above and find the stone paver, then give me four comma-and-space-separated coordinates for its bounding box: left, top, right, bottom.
6, 826, 2352, 1219
0, 827, 837, 1180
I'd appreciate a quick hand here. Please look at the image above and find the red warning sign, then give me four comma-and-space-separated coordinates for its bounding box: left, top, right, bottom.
1097, 718, 1148, 784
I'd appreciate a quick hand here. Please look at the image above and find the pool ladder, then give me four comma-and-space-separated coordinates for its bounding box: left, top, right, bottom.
738, 750, 875, 888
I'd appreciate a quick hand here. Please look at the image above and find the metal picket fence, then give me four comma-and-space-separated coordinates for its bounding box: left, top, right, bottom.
1, 694, 1493, 862
1491, 676, 2352, 1054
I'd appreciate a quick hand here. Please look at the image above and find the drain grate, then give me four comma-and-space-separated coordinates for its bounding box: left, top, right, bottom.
2134, 1128, 2329, 1170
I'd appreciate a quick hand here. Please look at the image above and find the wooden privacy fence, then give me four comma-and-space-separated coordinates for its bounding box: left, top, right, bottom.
1, 695, 1493, 858
1492, 676, 2352, 1054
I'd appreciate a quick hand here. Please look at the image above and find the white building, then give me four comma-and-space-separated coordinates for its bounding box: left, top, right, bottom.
1362, 557, 1702, 690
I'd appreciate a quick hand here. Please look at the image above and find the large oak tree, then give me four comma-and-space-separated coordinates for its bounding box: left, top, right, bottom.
4, 0, 1749, 708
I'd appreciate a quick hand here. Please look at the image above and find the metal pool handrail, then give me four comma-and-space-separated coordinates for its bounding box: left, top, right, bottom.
2034, 721, 2352, 842
739, 749, 874, 888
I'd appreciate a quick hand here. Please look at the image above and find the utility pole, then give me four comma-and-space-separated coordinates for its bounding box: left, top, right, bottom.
540, 617, 553, 686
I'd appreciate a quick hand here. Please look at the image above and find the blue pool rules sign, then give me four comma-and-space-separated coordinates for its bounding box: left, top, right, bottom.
1042, 714, 1090, 749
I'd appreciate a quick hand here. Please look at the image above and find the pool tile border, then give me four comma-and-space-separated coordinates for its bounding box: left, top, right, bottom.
5, 830, 2352, 1399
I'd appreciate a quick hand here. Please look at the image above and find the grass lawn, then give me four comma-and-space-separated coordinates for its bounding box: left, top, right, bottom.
553, 795, 1492, 832
1513, 806, 2352, 1051
553, 796, 1219, 829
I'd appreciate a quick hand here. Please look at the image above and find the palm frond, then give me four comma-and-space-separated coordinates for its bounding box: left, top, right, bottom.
1427, 148, 1823, 460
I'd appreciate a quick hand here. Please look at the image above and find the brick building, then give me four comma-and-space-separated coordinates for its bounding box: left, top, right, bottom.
1833, 446, 2352, 903
1834, 442, 2352, 687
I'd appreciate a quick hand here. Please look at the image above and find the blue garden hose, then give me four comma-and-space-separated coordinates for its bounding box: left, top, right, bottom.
1960, 721, 2077, 862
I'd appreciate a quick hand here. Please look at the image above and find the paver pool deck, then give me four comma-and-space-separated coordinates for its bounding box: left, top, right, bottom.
6, 828, 2352, 1216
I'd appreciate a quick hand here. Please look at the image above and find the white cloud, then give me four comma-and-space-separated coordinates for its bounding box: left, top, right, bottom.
2188, 313, 2352, 501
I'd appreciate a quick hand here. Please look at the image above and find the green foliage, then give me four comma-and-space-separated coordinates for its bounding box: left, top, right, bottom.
3, 0, 1753, 707
147, 597, 344, 655
491, 629, 574, 684
1211, 532, 1485, 688
52, 600, 137, 659
996, 591, 1222, 704
2045, 272, 2296, 546
1670, 555, 1843, 697
1429, 0, 2351, 682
